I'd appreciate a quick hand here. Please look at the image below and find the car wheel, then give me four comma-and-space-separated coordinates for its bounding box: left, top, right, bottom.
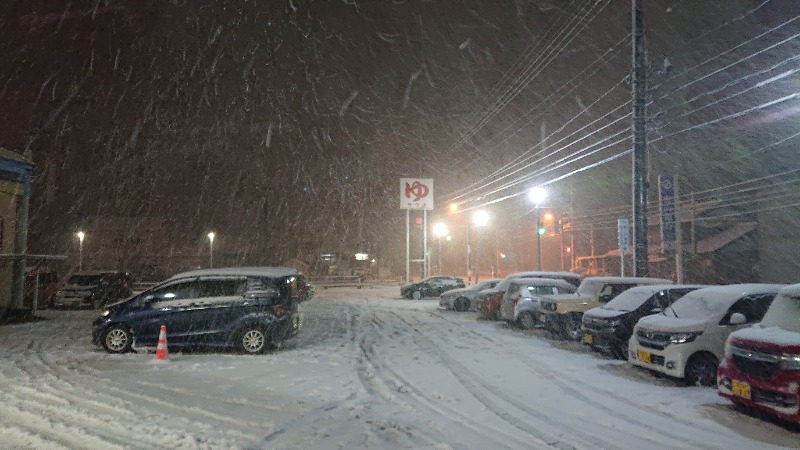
454, 297, 470, 312
518, 312, 537, 330
685, 352, 718, 386
237, 327, 269, 354
562, 313, 582, 341
412, 290, 422, 300
102, 325, 133, 354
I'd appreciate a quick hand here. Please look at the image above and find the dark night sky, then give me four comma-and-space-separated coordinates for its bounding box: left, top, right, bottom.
0, 0, 797, 271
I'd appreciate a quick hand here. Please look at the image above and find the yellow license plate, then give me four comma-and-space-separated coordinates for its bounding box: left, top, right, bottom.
731, 380, 751, 400
582, 333, 593, 344
637, 350, 651, 364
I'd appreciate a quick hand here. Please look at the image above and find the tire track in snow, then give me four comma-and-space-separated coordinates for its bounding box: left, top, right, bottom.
424, 309, 737, 449
381, 309, 605, 450
360, 317, 545, 448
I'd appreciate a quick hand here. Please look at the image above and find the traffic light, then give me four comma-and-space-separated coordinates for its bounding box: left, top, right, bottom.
414, 217, 422, 225
564, 246, 571, 253
499, 252, 507, 259
537, 226, 546, 235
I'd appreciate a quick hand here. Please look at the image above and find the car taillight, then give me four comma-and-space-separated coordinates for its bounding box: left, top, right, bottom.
512, 294, 522, 307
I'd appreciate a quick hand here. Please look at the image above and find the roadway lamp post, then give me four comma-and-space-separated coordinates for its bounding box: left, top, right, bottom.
472, 210, 490, 283
432, 222, 449, 275
76, 231, 85, 271
207, 232, 215, 268
528, 187, 547, 271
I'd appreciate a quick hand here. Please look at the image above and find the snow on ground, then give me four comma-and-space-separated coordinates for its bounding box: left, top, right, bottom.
0, 285, 797, 449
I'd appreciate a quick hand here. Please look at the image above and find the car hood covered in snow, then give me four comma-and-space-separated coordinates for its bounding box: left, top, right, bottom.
636, 314, 707, 333
584, 307, 626, 320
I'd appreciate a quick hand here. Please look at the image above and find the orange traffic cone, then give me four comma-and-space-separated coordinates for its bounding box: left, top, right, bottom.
154, 325, 169, 361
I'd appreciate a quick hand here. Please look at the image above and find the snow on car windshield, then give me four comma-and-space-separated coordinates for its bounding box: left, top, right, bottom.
759, 292, 800, 332
667, 291, 732, 319
601, 288, 653, 311
577, 280, 603, 297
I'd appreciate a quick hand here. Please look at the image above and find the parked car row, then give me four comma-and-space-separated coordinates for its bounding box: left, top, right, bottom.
439, 273, 800, 427
92, 267, 313, 355
23, 269, 133, 310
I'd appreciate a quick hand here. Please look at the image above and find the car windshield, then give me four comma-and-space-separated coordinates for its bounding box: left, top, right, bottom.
67, 275, 104, 286
602, 289, 653, 312
759, 293, 800, 333
576, 280, 604, 297
666, 290, 732, 320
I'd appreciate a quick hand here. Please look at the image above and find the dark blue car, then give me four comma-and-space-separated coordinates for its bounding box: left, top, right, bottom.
92, 267, 312, 354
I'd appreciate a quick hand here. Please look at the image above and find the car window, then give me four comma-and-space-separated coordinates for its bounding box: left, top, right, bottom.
721, 294, 776, 325
196, 278, 246, 297
529, 285, 557, 296
148, 280, 200, 303
653, 291, 670, 309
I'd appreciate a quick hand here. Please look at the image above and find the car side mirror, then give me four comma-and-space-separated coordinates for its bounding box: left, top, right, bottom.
728, 312, 747, 325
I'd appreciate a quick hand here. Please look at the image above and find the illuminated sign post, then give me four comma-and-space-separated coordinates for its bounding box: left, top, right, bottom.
400, 178, 434, 282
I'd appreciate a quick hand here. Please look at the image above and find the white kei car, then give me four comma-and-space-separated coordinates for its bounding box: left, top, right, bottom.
628, 284, 785, 386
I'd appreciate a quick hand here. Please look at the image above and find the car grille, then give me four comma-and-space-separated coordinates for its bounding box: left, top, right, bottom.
730, 345, 780, 379
582, 316, 609, 331
636, 329, 670, 350
751, 387, 798, 408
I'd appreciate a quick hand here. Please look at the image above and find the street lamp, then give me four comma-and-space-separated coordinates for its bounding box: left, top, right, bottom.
76, 231, 85, 271
207, 232, 215, 268
528, 187, 547, 271
472, 210, 490, 283
432, 222, 449, 274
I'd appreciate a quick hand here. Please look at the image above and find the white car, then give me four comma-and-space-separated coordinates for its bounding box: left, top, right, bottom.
438, 279, 500, 311
498, 278, 577, 328
629, 284, 785, 386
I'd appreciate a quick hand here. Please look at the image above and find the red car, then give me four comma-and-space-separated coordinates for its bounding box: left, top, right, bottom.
717, 284, 800, 425
476, 288, 504, 320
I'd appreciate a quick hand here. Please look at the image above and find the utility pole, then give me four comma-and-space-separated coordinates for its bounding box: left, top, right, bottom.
631, 0, 649, 276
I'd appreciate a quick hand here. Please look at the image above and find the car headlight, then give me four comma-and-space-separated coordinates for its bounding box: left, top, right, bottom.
669, 331, 702, 344
101, 309, 111, 317
779, 353, 800, 371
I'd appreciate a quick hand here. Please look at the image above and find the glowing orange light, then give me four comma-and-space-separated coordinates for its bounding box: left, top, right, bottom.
543, 213, 554, 221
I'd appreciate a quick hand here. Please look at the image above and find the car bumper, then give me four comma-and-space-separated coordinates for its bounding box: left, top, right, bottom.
580, 326, 620, 349
628, 337, 687, 379
718, 359, 800, 423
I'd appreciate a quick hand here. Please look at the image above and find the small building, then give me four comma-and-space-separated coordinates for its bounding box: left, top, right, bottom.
0, 148, 32, 310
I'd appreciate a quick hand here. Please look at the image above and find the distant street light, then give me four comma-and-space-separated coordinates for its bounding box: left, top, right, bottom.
207, 232, 215, 268
76, 231, 85, 271
432, 222, 449, 274
528, 187, 547, 270
472, 210, 490, 283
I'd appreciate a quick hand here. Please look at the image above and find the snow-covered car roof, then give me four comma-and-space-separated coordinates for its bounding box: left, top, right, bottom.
70, 270, 127, 276
506, 277, 575, 286
168, 267, 301, 280
580, 276, 671, 284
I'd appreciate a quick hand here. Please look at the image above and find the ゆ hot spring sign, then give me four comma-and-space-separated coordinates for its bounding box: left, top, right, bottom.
400, 178, 434, 210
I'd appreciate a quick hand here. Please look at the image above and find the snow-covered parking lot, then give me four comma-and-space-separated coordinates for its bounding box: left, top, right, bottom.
1, 285, 797, 449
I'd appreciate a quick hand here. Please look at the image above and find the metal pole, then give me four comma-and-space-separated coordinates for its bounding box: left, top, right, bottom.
559, 220, 565, 271
406, 209, 410, 282
466, 220, 471, 285
438, 237, 442, 275
632, 0, 649, 276
210, 240, 214, 268
570, 229, 575, 271
423, 209, 428, 278
536, 206, 542, 271
79, 240, 83, 272
675, 179, 684, 283
620, 253, 625, 277
475, 229, 481, 284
